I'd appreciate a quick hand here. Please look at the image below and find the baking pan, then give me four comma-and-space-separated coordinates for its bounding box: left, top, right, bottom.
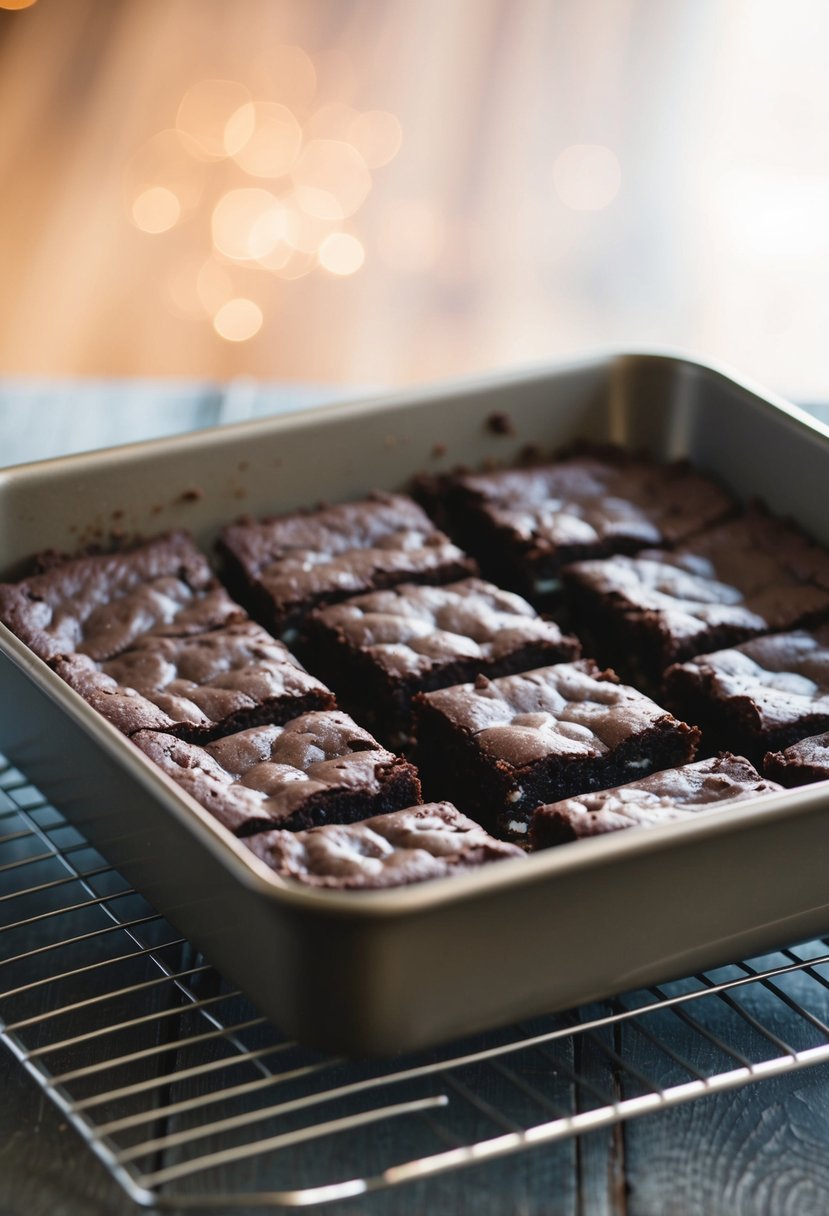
3, 351, 829, 1057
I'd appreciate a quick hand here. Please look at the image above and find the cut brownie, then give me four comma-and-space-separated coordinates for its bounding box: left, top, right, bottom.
764, 733, 829, 787
530, 754, 782, 849
436, 449, 734, 598
301, 577, 580, 747
563, 507, 829, 684
413, 661, 699, 837
0, 531, 243, 663
54, 621, 335, 742
663, 627, 829, 764
132, 711, 421, 836
244, 801, 525, 889
218, 492, 475, 638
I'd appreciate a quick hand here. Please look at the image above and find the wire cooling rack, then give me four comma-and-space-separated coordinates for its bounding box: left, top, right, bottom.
5, 752, 829, 1210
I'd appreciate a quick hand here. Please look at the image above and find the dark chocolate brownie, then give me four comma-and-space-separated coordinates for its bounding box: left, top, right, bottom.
244, 801, 525, 889
436, 450, 734, 598
530, 754, 782, 849
53, 621, 335, 742
413, 661, 699, 837
132, 711, 421, 836
563, 507, 829, 684
764, 732, 829, 787
301, 577, 580, 747
0, 531, 244, 663
218, 493, 475, 638
663, 626, 829, 763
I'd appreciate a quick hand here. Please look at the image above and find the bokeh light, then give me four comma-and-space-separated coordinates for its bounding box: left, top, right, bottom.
132, 186, 181, 233
212, 188, 282, 260
226, 101, 302, 178
212, 297, 263, 342
177, 79, 252, 160
0, 0, 38, 9
551, 144, 621, 212
347, 110, 403, 168
292, 139, 371, 220
318, 232, 365, 276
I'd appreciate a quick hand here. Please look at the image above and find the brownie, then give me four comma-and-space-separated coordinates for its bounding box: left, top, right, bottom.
563, 507, 829, 684
132, 711, 421, 836
412, 661, 700, 837
530, 754, 782, 849
0, 531, 244, 664
218, 493, 475, 638
764, 732, 829, 787
244, 801, 525, 889
663, 626, 829, 763
53, 621, 335, 742
301, 577, 580, 747
436, 449, 734, 598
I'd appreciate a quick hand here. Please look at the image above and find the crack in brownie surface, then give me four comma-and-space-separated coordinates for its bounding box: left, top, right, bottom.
0, 531, 243, 662
133, 711, 420, 835
245, 802, 525, 889
530, 754, 782, 847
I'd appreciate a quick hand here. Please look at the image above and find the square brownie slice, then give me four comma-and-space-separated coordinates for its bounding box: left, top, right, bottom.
563, 508, 829, 684
244, 801, 525, 889
133, 710, 421, 836
54, 621, 335, 742
412, 661, 699, 837
764, 733, 829, 787
438, 449, 734, 598
218, 492, 475, 638
0, 531, 244, 664
529, 754, 782, 849
301, 577, 580, 747
663, 627, 829, 764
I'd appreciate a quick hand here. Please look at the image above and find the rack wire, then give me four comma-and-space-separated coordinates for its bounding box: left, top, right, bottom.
4, 751, 829, 1210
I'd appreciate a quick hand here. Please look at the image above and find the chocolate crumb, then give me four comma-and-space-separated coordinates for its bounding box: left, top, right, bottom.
177, 488, 203, 504
486, 411, 516, 436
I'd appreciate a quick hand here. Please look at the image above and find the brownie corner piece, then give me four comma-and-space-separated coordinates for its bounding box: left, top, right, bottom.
217, 492, 475, 637
301, 576, 581, 746
413, 661, 699, 837
529, 753, 782, 849
243, 800, 526, 889
132, 710, 420, 837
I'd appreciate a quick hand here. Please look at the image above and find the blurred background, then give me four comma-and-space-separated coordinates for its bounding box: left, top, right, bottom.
1, 0, 828, 400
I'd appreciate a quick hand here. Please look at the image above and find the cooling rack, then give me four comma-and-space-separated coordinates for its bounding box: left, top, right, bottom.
4, 750, 829, 1212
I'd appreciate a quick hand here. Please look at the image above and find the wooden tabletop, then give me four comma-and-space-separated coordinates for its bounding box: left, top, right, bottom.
2, 386, 829, 1216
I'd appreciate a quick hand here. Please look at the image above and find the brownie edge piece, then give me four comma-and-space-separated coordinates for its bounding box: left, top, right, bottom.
530, 754, 782, 849
413, 661, 700, 837
132, 712, 420, 836
301, 577, 580, 746
218, 492, 475, 637
764, 732, 829, 787
244, 802, 525, 889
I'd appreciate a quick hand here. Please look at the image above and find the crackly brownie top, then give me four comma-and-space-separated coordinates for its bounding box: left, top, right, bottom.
220, 493, 472, 607
666, 627, 829, 730
244, 802, 525, 889
565, 509, 829, 642
133, 712, 401, 829
0, 531, 243, 663
531, 754, 782, 842
55, 621, 332, 734
454, 452, 733, 553
417, 661, 692, 767
765, 732, 829, 780
308, 578, 579, 677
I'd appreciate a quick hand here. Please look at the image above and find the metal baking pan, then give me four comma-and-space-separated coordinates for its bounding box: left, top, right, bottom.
3, 351, 829, 1057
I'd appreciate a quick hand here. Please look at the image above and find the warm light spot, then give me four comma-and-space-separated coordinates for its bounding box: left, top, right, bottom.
177, 79, 252, 160
123, 130, 204, 215
212, 188, 282, 260
273, 249, 316, 281
276, 196, 335, 254
0, 0, 38, 9
318, 233, 365, 276
213, 298, 263, 342
250, 44, 317, 110
377, 199, 444, 273
292, 139, 371, 220
347, 111, 402, 168
551, 144, 621, 211
196, 260, 235, 314
132, 186, 181, 233
226, 102, 302, 178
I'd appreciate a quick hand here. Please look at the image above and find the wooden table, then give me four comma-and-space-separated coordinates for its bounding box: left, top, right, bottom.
2, 385, 829, 1216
